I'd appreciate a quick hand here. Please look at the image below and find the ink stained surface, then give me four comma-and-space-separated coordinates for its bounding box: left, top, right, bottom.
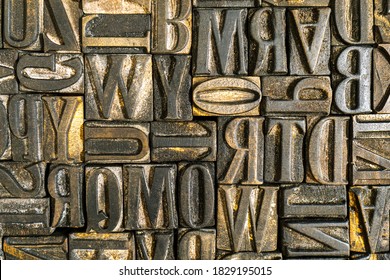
0, 0, 389, 260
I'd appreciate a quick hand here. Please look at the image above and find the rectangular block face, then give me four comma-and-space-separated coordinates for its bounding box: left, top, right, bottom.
135, 230, 174, 260
124, 164, 177, 230
151, 0, 192, 54
262, 76, 332, 116
0, 162, 46, 198
82, 14, 151, 53
331, 46, 372, 115
42, 96, 84, 164
288, 8, 331, 75
85, 121, 150, 163
85, 166, 123, 233
281, 185, 347, 219
17, 53, 84, 94
193, 9, 248, 76
194, 0, 257, 7
282, 220, 350, 258
3, 235, 68, 260
151, 121, 216, 162
3, 0, 43, 51
249, 8, 287, 76
352, 114, 390, 185
193, 77, 261, 116
351, 253, 390, 260
43, 0, 81, 52
0, 50, 18, 94
306, 116, 349, 185
8, 95, 44, 162
178, 229, 216, 260
0, 96, 11, 160
153, 55, 192, 121
69, 233, 135, 260
82, 0, 152, 14
0, 198, 52, 236
375, 0, 390, 43
332, 0, 374, 45
350, 186, 390, 253
218, 252, 282, 260
217, 185, 278, 252
373, 45, 390, 113
178, 162, 215, 228
85, 54, 152, 121
264, 117, 306, 184
217, 117, 264, 185
263, 0, 330, 6
47, 164, 84, 228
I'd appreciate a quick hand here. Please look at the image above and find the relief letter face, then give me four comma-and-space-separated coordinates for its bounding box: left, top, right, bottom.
217, 185, 278, 252
124, 164, 177, 230
85, 54, 152, 121
218, 117, 264, 185
194, 8, 248, 76
86, 167, 123, 233
152, 0, 192, 54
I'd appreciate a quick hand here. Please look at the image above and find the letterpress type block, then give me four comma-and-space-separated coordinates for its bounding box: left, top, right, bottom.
249, 8, 287, 76
48, 164, 84, 228
263, 0, 329, 6
350, 186, 390, 253
193, 8, 248, 75
153, 55, 192, 121
86, 166, 123, 233
0, 162, 46, 198
217, 185, 278, 252
85, 121, 150, 163
375, 0, 390, 43
281, 185, 347, 219
374, 45, 390, 113
265, 117, 306, 183
85, 54, 152, 121
179, 162, 215, 228
135, 230, 174, 260
3, 235, 67, 260
306, 116, 349, 184
151, 121, 216, 162
8, 95, 43, 162
282, 220, 350, 257
0, 50, 18, 94
194, 0, 258, 7
262, 76, 332, 116
332, 46, 372, 114
70, 232, 135, 260
218, 117, 264, 185
178, 229, 216, 260
43, 0, 81, 52
351, 253, 390, 260
124, 164, 177, 230
352, 114, 390, 185
193, 77, 261, 116
0, 96, 11, 160
3, 0, 43, 50
333, 0, 374, 45
82, 1, 151, 53
219, 252, 282, 260
82, 0, 151, 14
17, 53, 84, 94
42, 96, 84, 163
288, 8, 330, 75
0, 198, 52, 236
152, 0, 191, 54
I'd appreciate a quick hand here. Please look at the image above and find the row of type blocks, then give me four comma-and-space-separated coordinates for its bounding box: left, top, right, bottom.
0, 183, 389, 259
